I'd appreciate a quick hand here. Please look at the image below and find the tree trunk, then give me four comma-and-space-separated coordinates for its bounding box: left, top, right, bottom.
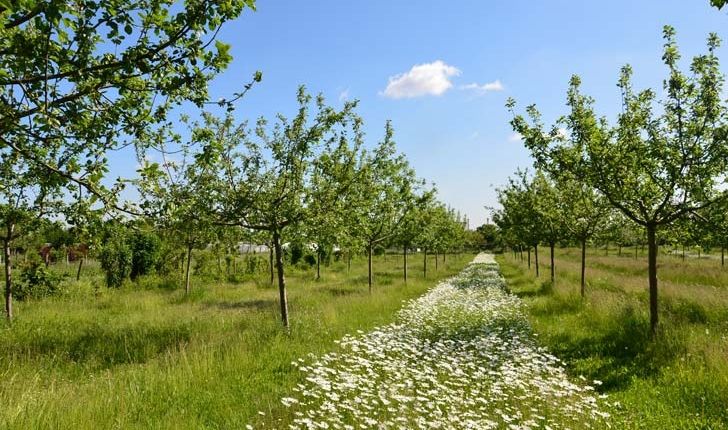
273, 231, 289, 328
605, 242, 609, 256
535, 245, 540, 277
549, 241, 555, 283
722, 246, 724, 267
4, 237, 13, 324
580, 238, 587, 298
618, 243, 622, 256
347, 250, 351, 272
682, 245, 685, 262
647, 225, 659, 335
185, 244, 193, 295
435, 251, 439, 270
316, 249, 321, 281
403, 245, 408, 283
423, 248, 427, 279
76, 256, 84, 281
527, 247, 531, 269
268, 245, 274, 285
635, 244, 638, 260
367, 242, 374, 293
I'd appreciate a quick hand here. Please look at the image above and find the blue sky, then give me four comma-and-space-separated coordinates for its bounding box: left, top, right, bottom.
127, 0, 728, 227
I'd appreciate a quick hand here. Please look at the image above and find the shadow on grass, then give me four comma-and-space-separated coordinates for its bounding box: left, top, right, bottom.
205, 299, 278, 311
512, 280, 554, 297
319, 287, 360, 297
544, 308, 683, 392
5, 322, 196, 370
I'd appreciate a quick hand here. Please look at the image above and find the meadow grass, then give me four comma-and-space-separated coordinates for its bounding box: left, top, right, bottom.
497, 247, 728, 429
0, 252, 471, 429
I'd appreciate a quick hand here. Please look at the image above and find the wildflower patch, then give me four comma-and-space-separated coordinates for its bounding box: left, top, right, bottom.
278, 254, 611, 429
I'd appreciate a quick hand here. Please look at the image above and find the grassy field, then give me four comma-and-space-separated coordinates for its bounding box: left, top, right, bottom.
497, 247, 728, 429
0, 252, 472, 429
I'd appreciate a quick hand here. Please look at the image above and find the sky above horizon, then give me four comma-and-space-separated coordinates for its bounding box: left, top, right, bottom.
124, 0, 728, 228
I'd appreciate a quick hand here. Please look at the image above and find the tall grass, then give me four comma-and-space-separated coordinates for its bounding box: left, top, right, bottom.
498, 247, 728, 429
0, 252, 471, 429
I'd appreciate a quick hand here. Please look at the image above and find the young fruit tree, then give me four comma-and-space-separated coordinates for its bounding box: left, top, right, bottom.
348, 121, 425, 291
508, 26, 728, 334
196, 88, 363, 328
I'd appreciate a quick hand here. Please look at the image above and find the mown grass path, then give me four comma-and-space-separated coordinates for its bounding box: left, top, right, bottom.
275, 254, 611, 429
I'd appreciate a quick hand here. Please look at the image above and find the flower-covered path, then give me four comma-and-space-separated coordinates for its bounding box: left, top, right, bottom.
277, 254, 611, 429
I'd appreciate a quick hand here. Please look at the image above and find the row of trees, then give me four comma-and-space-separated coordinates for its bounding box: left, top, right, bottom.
136, 87, 469, 328
0, 2, 470, 327
501, 26, 728, 335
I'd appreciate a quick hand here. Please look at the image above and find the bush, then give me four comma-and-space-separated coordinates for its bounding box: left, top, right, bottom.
15, 259, 63, 300
100, 234, 132, 288
129, 231, 162, 281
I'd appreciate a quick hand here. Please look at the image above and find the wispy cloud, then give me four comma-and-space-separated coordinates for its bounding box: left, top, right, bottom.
508, 133, 522, 142
461, 80, 504, 94
338, 88, 350, 101
381, 60, 460, 99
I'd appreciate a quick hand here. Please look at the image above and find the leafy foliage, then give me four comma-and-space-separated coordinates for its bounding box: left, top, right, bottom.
16, 259, 63, 300
100, 229, 132, 289
129, 231, 162, 281
507, 26, 728, 333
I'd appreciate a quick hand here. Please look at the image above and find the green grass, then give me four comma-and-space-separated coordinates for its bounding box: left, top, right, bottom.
497, 248, 728, 429
0, 252, 471, 429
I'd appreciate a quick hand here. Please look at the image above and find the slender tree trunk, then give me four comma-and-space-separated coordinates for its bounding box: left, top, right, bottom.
76, 256, 84, 281
368, 242, 374, 293
4, 236, 13, 324
535, 244, 540, 277
549, 241, 555, 283
527, 248, 531, 269
618, 243, 622, 256
403, 245, 408, 283
647, 225, 659, 335
682, 245, 685, 262
698, 247, 701, 259
605, 242, 609, 256
185, 244, 193, 295
269, 246, 274, 285
435, 251, 439, 270
316, 249, 321, 280
347, 250, 351, 272
580, 238, 587, 298
423, 248, 427, 279
273, 231, 289, 329
722, 246, 724, 267
635, 244, 638, 260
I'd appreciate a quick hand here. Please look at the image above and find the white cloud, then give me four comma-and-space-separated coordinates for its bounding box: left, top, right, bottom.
461, 80, 504, 94
508, 133, 522, 142
338, 88, 350, 101
381, 60, 460, 99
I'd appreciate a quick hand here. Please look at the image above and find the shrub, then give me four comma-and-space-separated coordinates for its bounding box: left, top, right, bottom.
129, 231, 162, 281
15, 259, 63, 300
100, 233, 132, 289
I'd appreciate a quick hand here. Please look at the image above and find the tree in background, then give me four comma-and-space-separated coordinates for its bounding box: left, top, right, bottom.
494, 170, 544, 276
350, 122, 425, 291
200, 88, 363, 328
0, 148, 63, 322
509, 27, 728, 334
